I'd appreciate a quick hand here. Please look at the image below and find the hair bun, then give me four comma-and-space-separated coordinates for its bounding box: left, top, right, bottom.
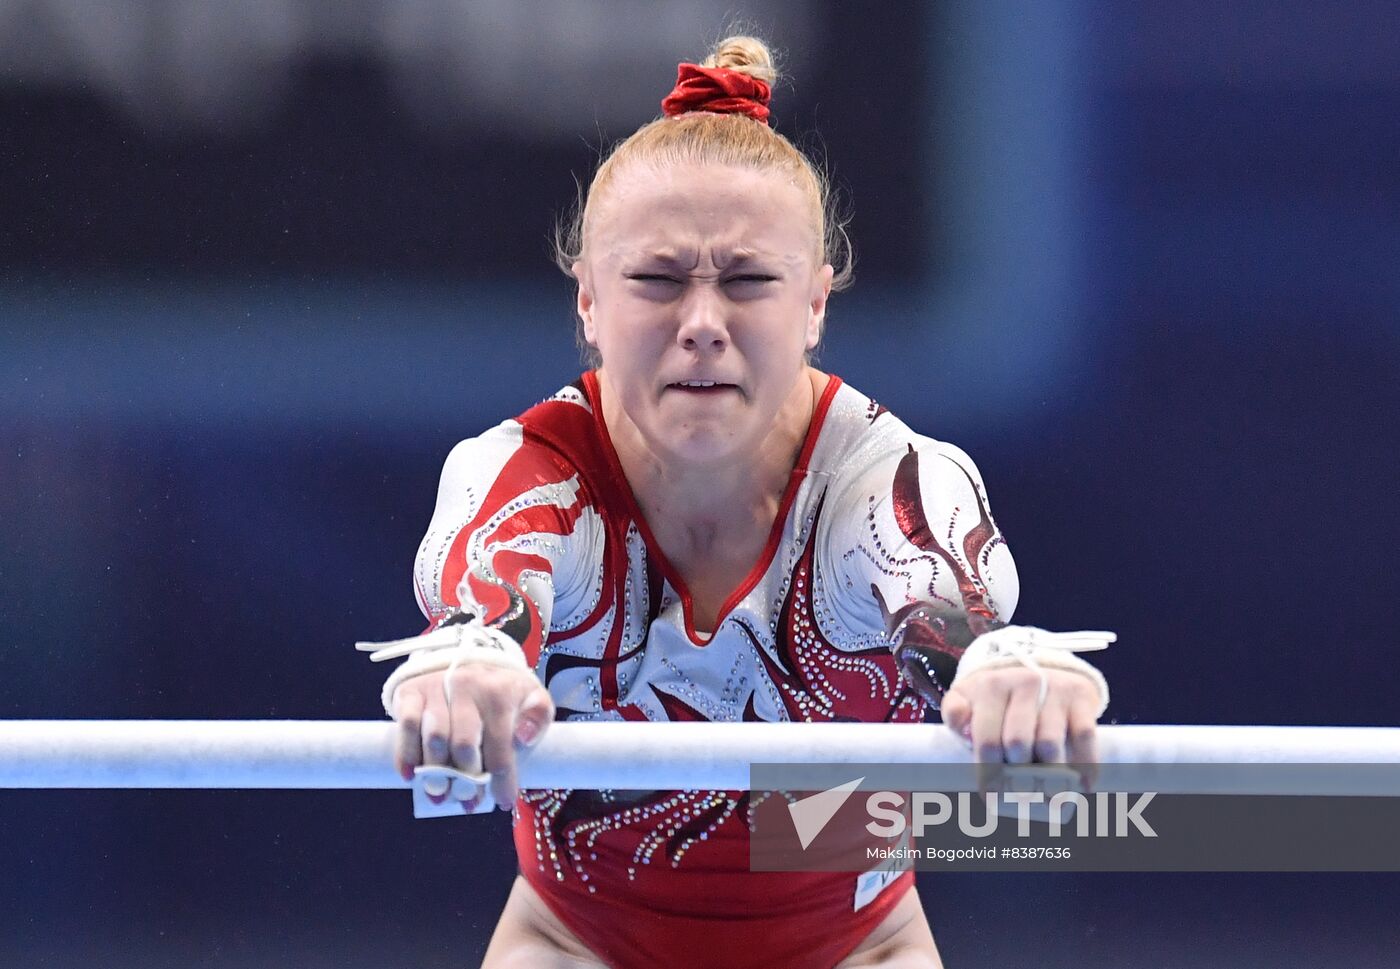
702, 35, 778, 85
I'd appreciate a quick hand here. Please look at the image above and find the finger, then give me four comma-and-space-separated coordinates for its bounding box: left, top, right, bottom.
1066, 699, 1100, 788
419, 693, 453, 802
969, 684, 1010, 765
967, 679, 1012, 796
393, 688, 426, 782
513, 685, 555, 751
1000, 682, 1041, 765
420, 698, 452, 766
443, 669, 487, 805
1032, 698, 1069, 764
477, 682, 522, 811
940, 690, 972, 745
446, 669, 485, 779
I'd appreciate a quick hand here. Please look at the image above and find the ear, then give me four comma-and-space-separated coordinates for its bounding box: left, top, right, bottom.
806, 263, 834, 349
573, 260, 598, 346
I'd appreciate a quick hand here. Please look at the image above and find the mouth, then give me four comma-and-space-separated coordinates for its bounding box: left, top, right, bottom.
666, 380, 741, 397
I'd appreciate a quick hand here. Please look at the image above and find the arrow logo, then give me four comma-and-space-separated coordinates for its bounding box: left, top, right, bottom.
787, 776, 865, 849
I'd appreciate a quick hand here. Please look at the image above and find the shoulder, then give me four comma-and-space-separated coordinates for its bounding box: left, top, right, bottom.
440, 377, 600, 486
813, 378, 987, 497
431, 378, 607, 509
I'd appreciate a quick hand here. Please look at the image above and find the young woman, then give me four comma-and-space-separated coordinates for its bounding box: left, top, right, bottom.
369, 36, 1112, 969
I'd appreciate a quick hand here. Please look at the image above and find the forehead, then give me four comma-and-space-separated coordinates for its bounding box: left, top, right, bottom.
588, 163, 818, 261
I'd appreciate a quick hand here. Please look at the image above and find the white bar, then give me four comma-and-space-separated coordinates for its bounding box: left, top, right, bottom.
2, 721, 1399, 794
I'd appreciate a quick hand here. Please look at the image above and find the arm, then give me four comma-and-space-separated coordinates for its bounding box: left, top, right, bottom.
367, 420, 597, 808
879, 441, 1016, 706
414, 421, 593, 663
828, 434, 1109, 764
826, 437, 1018, 707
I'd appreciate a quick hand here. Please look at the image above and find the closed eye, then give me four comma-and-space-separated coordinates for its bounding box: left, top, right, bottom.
626, 274, 682, 284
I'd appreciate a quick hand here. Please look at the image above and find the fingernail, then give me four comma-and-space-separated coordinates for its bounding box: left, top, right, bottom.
515, 720, 541, 748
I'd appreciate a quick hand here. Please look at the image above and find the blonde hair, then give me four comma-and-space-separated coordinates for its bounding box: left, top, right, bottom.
555, 35, 853, 362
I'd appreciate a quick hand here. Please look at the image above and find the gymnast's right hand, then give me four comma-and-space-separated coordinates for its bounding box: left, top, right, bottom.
390, 665, 555, 810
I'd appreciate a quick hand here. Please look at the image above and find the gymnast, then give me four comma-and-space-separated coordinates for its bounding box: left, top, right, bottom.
366, 35, 1113, 969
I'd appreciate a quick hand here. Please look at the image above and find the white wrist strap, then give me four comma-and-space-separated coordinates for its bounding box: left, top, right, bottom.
950, 625, 1115, 716
355, 622, 530, 717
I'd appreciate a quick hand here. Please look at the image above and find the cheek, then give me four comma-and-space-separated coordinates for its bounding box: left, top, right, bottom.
593, 290, 646, 339
593, 308, 664, 381
595, 317, 649, 364
587, 299, 628, 355
753, 298, 816, 358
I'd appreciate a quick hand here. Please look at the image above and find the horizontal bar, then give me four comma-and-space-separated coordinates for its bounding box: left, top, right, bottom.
2, 721, 1399, 794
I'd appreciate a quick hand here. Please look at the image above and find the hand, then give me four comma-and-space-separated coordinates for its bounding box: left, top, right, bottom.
940, 665, 1099, 771
390, 664, 554, 810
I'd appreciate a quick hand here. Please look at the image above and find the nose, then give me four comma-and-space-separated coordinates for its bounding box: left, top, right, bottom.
675, 284, 728, 354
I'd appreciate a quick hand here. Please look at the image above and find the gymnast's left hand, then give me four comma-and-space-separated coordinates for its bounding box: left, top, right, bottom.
938, 666, 1100, 767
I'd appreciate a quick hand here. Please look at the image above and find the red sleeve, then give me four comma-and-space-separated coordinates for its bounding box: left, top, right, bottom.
413, 420, 593, 665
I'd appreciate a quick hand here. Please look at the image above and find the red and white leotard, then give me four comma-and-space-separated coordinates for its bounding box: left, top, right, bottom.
413, 371, 1018, 969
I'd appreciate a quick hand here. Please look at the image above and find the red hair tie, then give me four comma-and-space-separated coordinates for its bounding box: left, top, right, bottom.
661, 63, 772, 125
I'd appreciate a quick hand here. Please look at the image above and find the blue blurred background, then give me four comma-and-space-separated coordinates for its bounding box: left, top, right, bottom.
3, 1, 1398, 965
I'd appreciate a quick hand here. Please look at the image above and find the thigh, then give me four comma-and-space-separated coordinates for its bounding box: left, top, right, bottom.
481, 877, 608, 969
834, 888, 943, 969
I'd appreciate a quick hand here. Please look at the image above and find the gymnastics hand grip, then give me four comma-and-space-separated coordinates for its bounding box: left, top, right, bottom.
411, 763, 496, 818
